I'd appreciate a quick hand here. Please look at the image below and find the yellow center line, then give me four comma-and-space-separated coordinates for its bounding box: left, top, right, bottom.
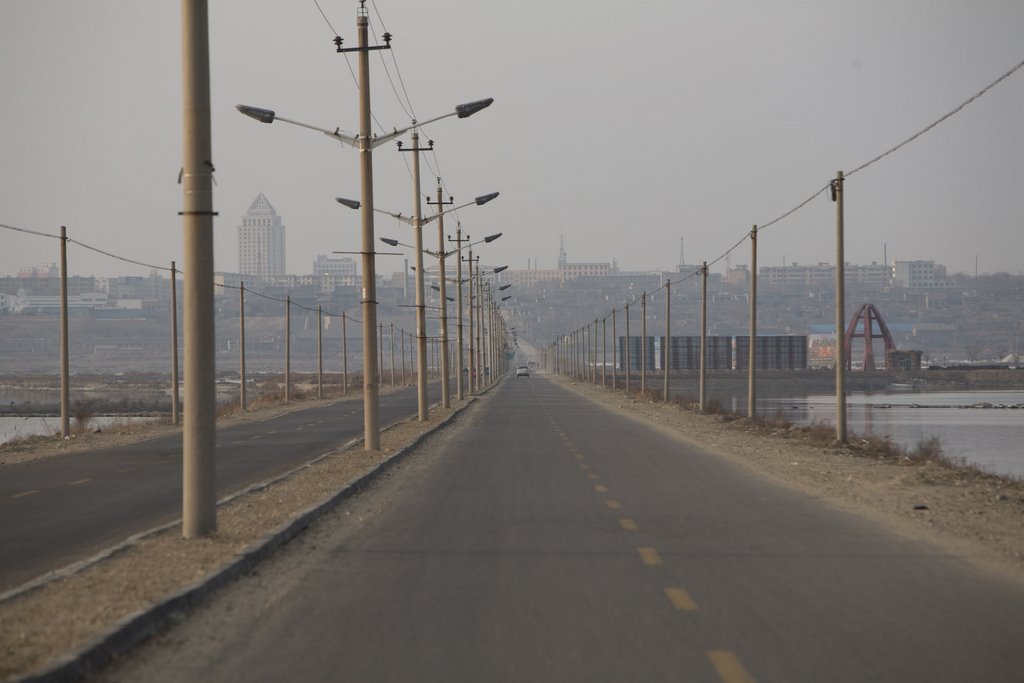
638, 547, 663, 566
12, 489, 40, 499
664, 587, 698, 611
68, 479, 92, 485
587, 473, 599, 480
619, 518, 639, 531
606, 500, 622, 510
594, 484, 608, 493
707, 650, 755, 683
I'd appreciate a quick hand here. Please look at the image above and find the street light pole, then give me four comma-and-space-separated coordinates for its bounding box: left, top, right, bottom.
355, 9, 381, 448
451, 225, 466, 400
403, 129, 429, 421
467, 250, 476, 394
476, 258, 485, 388
429, 180, 454, 408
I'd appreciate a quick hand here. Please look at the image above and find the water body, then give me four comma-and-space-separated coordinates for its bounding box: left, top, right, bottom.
701, 387, 1023, 479
0, 415, 162, 445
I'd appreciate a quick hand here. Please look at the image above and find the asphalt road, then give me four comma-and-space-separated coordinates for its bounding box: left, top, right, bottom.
102, 374, 1024, 682
0, 384, 437, 591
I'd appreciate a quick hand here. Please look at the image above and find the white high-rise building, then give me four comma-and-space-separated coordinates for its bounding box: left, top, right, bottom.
238, 193, 286, 278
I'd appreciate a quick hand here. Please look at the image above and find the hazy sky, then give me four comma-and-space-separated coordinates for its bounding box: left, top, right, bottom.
2, 1, 1023, 280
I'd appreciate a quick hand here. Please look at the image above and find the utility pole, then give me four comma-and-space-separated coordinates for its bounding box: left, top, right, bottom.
284, 296, 291, 403
664, 279, 671, 402
171, 262, 181, 423
833, 171, 847, 443
334, 1, 392, 449
449, 225, 467, 400
317, 305, 323, 400
341, 312, 348, 396
399, 131, 431, 420
475, 257, 484, 390
748, 225, 757, 420
237, 280, 244, 413
602, 316, 607, 387
700, 262, 708, 412
625, 303, 630, 394
59, 226, 69, 439
181, 0, 217, 537
641, 292, 647, 397
467, 250, 476, 394
428, 179, 454, 407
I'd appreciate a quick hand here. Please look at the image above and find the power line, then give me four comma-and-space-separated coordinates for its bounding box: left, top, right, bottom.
0, 222, 62, 240
67, 238, 172, 272
311, 0, 338, 36
846, 56, 1024, 177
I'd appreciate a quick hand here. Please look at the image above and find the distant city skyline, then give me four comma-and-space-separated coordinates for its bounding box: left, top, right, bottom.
3, 1, 1023, 281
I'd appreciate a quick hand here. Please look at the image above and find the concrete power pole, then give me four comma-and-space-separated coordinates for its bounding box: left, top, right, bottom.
59, 226, 69, 439
180, 0, 217, 537
748, 225, 758, 420
172, 262, 181, 424
429, 180, 454, 408
833, 171, 848, 443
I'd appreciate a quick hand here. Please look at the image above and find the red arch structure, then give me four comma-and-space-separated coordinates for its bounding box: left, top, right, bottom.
844, 303, 896, 371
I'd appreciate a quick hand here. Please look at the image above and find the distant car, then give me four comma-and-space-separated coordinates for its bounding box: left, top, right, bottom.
516, 365, 530, 377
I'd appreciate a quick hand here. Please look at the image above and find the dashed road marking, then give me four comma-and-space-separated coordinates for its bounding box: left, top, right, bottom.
619, 518, 638, 531
12, 490, 40, 499
579, 464, 590, 470
638, 547, 663, 566
586, 473, 599, 480
664, 587, 698, 611
68, 479, 92, 486
606, 500, 622, 510
575, 454, 585, 460
594, 484, 608, 493
707, 650, 755, 683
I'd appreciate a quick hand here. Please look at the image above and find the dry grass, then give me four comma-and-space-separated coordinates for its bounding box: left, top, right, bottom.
641, 384, 991, 477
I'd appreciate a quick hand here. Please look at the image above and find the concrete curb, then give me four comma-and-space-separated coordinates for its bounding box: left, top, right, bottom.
18, 397, 479, 683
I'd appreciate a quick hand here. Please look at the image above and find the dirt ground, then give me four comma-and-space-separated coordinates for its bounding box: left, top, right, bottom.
2, 375, 1023, 680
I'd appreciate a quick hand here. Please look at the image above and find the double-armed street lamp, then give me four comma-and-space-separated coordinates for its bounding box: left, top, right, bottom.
466, 256, 509, 391
237, 72, 494, 440
337, 190, 498, 419
447, 228, 502, 399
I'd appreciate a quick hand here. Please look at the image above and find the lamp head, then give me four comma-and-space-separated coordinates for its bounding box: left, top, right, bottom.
236, 105, 276, 124
474, 192, 499, 205
483, 233, 502, 243
336, 197, 361, 210
493, 265, 509, 274
454, 97, 494, 118
380, 238, 399, 247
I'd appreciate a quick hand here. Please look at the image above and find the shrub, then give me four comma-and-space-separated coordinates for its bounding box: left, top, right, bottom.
72, 401, 95, 435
